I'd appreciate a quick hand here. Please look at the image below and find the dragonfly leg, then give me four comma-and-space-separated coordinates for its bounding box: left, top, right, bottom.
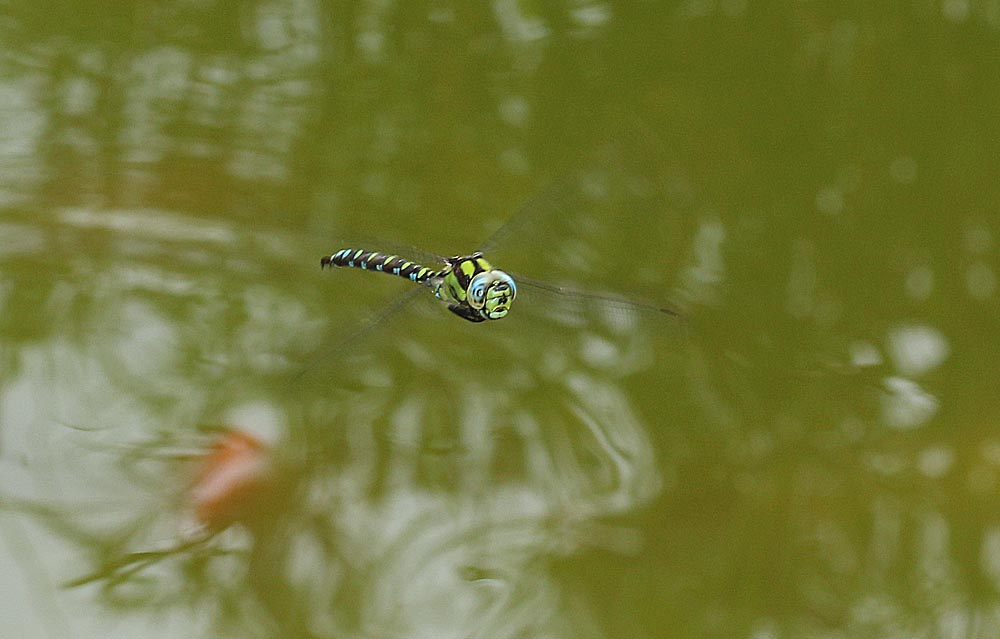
447, 304, 487, 323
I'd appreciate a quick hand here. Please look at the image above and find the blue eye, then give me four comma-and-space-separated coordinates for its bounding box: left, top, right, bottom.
468, 273, 490, 308
468, 270, 518, 313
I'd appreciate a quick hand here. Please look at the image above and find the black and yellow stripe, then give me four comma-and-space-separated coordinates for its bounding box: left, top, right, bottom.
321, 248, 440, 284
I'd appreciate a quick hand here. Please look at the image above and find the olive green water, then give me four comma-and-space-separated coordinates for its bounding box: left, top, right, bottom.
2, 3, 999, 638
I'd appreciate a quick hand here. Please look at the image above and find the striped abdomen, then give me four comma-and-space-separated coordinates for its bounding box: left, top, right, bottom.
321, 248, 441, 284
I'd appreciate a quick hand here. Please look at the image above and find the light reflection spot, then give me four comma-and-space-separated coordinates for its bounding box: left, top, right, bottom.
904, 265, 934, 301
963, 221, 993, 254
570, 3, 611, 28
498, 96, 530, 127
493, 0, 550, 42
428, 7, 455, 23
849, 340, 883, 368
815, 187, 844, 216
966, 262, 997, 300
881, 376, 939, 430
886, 324, 949, 377
678, 0, 715, 19
579, 335, 618, 368
866, 451, 907, 476
357, 31, 385, 58
498, 147, 530, 176
749, 618, 779, 639
980, 440, 1000, 465
680, 217, 726, 304
942, 0, 970, 22
917, 446, 954, 478
63, 78, 97, 116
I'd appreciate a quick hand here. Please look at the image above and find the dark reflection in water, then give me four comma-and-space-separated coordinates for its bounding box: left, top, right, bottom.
1, 192, 678, 638
0, 81, 686, 636
3, 2, 1000, 639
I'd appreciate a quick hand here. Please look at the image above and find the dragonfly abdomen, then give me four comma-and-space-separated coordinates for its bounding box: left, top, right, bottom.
321, 248, 440, 284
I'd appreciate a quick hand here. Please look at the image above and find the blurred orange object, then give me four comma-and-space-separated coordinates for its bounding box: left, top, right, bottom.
189, 429, 271, 529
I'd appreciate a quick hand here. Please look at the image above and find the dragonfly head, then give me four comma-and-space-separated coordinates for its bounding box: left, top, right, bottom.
467, 270, 517, 320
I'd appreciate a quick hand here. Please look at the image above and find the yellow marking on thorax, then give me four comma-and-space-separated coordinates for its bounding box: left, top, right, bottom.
459, 260, 478, 278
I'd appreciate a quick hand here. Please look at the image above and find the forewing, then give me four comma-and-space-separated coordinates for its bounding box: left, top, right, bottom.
511, 273, 685, 333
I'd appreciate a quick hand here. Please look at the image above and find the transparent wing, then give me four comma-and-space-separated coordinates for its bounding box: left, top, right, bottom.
294, 286, 425, 382
510, 273, 685, 333
476, 146, 669, 259
473, 164, 683, 329
477, 173, 583, 255
301, 227, 458, 381
514, 274, 682, 319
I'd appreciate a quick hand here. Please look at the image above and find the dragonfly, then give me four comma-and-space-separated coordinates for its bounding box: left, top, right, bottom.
320, 248, 680, 324
313, 172, 683, 362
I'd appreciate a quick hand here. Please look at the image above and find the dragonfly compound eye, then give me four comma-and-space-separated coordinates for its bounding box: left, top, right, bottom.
468, 270, 516, 320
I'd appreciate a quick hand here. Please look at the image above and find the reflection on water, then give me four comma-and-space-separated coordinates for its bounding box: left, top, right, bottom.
1, 190, 674, 639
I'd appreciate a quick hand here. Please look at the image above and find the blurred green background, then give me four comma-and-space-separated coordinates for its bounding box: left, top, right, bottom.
1, 1, 999, 638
